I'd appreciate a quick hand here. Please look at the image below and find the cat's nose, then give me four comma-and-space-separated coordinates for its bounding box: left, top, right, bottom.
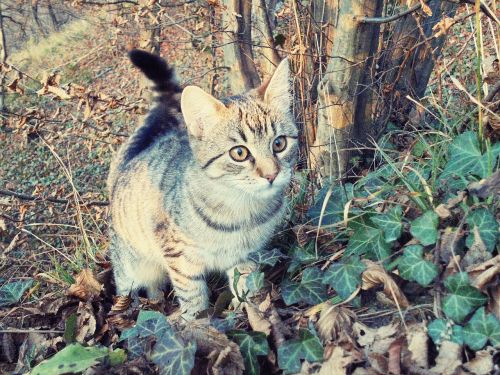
264, 172, 278, 184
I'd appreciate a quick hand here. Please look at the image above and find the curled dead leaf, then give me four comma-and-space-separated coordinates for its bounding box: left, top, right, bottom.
111, 295, 132, 312
67, 268, 102, 301
318, 346, 355, 375
316, 303, 356, 343
353, 322, 399, 354
433, 16, 453, 37
361, 260, 409, 308
468, 170, 500, 199
429, 340, 461, 375
461, 226, 492, 269
467, 255, 500, 291
245, 303, 271, 336
75, 302, 96, 343
405, 323, 428, 369
463, 347, 494, 374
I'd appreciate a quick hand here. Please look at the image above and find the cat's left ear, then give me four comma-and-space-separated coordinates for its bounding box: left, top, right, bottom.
259, 58, 292, 113
181, 86, 227, 139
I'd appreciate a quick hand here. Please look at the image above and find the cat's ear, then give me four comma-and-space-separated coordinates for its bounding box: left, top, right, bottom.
259, 58, 292, 113
181, 86, 227, 138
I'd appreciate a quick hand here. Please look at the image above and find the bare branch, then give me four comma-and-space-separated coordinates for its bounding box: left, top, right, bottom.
0, 189, 109, 207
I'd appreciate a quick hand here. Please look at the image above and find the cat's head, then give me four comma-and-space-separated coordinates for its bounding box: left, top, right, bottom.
181, 59, 298, 195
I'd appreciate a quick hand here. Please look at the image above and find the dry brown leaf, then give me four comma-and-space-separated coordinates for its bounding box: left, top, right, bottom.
467, 255, 500, 290
178, 319, 244, 375
463, 347, 494, 374
429, 340, 462, 375
405, 323, 428, 369
318, 346, 354, 375
111, 295, 132, 312
353, 322, 398, 355
67, 268, 103, 301
440, 227, 464, 264
433, 16, 454, 37
489, 285, 500, 319
245, 304, 271, 336
420, 0, 433, 16
75, 302, 96, 343
461, 226, 492, 269
352, 368, 380, 375
435, 204, 451, 219
467, 170, 500, 199
6, 78, 24, 95
317, 303, 356, 343
361, 260, 409, 308
387, 337, 403, 374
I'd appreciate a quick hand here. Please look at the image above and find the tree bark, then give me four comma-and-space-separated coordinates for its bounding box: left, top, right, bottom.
311, 0, 383, 180
222, 0, 260, 94
376, 0, 458, 132
0, 2, 8, 122
31, 0, 47, 38
253, 0, 280, 76
47, 1, 60, 31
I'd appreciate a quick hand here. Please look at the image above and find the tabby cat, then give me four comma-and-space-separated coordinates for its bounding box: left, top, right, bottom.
108, 50, 297, 319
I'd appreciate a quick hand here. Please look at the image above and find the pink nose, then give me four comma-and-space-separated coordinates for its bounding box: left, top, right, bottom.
265, 172, 278, 184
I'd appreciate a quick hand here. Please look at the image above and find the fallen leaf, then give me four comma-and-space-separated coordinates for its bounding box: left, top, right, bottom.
245, 303, 271, 336
388, 337, 403, 374
467, 170, 500, 199
461, 226, 492, 269
420, 0, 433, 16
433, 16, 453, 37
111, 295, 132, 312
405, 323, 428, 369
353, 322, 398, 354
467, 255, 500, 291
361, 260, 410, 308
435, 204, 451, 219
318, 346, 353, 375
75, 302, 96, 343
316, 303, 356, 343
67, 269, 102, 302
429, 340, 462, 375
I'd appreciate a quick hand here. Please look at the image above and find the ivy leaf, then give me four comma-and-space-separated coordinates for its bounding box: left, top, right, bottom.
466, 208, 498, 252
281, 267, 328, 306
246, 271, 264, 294
31, 344, 126, 375
410, 211, 439, 246
287, 243, 317, 274
398, 245, 438, 286
248, 248, 285, 267
277, 329, 324, 374
308, 184, 353, 226
121, 310, 170, 341
442, 131, 491, 179
0, 279, 34, 307
151, 331, 196, 375
463, 307, 500, 350
427, 319, 463, 345
323, 256, 366, 300
345, 223, 391, 261
442, 273, 487, 323
370, 205, 403, 242
228, 331, 269, 375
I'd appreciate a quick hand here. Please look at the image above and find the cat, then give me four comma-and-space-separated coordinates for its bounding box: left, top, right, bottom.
107, 49, 297, 319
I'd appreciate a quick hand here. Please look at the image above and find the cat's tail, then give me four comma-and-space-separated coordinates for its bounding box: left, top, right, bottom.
128, 49, 182, 108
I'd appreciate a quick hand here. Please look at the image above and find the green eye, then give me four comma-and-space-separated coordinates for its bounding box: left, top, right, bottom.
272, 136, 287, 153
229, 146, 250, 162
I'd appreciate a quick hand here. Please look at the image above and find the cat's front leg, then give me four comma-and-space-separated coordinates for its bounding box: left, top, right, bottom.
165, 256, 208, 320
226, 261, 258, 307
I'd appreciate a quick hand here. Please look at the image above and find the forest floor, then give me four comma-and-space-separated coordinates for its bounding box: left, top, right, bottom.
0, 3, 499, 375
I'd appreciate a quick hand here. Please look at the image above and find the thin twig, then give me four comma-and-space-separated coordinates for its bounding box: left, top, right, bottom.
0, 189, 109, 207
358, 3, 422, 24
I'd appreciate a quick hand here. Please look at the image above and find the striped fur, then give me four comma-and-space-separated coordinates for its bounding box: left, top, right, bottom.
108, 51, 297, 319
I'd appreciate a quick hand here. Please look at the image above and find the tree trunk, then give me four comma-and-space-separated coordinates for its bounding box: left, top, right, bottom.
0, 2, 8, 123
253, 0, 280, 76
48, 1, 60, 31
311, 0, 383, 180
375, 0, 457, 133
222, 0, 260, 94
31, 0, 47, 38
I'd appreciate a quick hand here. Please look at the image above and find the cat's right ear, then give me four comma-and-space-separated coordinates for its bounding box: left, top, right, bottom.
181, 86, 227, 139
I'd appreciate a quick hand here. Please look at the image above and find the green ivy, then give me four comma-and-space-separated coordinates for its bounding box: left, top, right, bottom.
398, 245, 438, 286
323, 256, 366, 300
281, 267, 328, 306
277, 329, 323, 374
442, 273, 487, 323
228, 331, 269, 375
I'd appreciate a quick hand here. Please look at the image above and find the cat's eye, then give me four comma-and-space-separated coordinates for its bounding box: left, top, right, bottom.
229, 146, 250, 162
272, 136, 287, 153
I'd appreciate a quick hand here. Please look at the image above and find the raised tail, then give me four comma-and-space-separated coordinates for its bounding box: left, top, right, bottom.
114, 50, 183, 167
129, 49, 182, 108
